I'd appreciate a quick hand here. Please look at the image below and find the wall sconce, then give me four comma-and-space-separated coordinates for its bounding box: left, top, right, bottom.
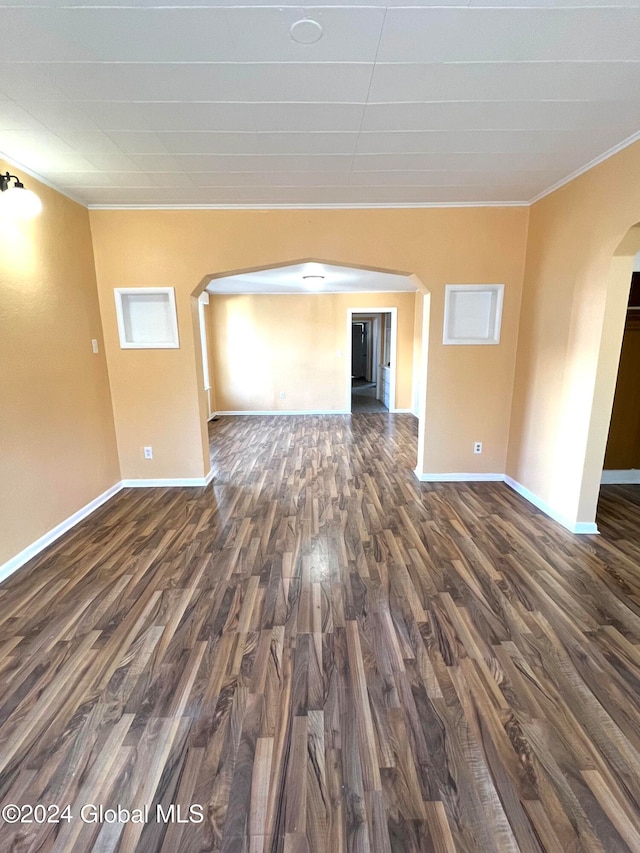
0, 172, 42, 219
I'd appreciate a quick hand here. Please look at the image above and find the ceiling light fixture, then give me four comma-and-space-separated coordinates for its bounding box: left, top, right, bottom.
289, 18, 323, 44
302, 274, 325, 290
0, 172, 42, 219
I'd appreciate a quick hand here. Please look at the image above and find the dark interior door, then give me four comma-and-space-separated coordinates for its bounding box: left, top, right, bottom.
352, 323, 368, 379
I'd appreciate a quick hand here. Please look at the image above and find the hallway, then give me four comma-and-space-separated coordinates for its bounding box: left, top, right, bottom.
351, 378, 388, 414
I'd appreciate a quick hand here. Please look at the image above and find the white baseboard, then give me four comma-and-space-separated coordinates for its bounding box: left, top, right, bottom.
601, 469, 640, 484
1, 467, 218, 585
414, 470, 504, 482
215, 408, 414, 417
121, 476, 212, 487
207, 411, 219, 421
0, 481, 124, 585
412, 469, 599, 535
504, 476, 599, 535
215, 409, 351, 416
1, 459, 604, 587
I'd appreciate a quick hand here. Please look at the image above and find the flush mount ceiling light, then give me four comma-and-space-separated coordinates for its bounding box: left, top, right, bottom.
302, 274, 325, 290
289, 18, 323, 44
0, 172, 42, 219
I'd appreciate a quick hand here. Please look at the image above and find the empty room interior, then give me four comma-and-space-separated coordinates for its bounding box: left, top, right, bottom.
4, 2, 640, 851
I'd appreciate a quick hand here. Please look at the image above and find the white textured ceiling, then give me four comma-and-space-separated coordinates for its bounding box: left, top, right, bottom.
1, 1, 640, 207
207, 262, 417, 294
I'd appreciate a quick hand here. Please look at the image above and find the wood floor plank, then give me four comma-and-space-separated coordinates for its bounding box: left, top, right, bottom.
1, 415, 640, 850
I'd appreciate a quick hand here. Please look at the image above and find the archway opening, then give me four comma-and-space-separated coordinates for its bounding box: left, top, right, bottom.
190, 259, 430, 478
578, 224, 640, 529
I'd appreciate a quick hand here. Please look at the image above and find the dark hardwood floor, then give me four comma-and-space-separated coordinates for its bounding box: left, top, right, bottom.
2, 414, 640, 852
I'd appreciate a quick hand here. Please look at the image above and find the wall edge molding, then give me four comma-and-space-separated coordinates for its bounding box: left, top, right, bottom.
0, 481, 124, 584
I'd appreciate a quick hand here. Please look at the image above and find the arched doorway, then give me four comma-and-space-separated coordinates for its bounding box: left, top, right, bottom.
190, 259, 430, 478
576, 224, 640, 528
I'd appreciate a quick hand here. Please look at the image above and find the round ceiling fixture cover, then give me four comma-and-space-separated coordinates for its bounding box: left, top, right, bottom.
290, 18, 323, 44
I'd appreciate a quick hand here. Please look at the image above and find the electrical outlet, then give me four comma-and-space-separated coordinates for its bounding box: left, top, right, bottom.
91, 339, 99, 354
279, 391, 286, 399
473, 442, 482, 454
143, 446, 153, 459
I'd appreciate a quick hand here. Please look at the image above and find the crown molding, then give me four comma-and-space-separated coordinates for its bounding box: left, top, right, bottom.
87, 200, 529, 210
528, 128, 640, 205
7, 125, 640, 213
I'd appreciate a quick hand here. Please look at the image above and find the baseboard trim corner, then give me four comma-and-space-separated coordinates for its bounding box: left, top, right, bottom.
504, 476, 599, 535
0, 481, 124, 585
411, 469, 599, 535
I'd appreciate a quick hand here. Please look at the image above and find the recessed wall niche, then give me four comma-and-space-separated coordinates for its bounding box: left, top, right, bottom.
114, 288, 179, 349
443, 284, 504, 345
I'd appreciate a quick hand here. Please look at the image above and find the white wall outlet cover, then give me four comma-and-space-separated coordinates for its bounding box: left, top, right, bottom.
91, 339, 99, 353
143, 446, 153, 459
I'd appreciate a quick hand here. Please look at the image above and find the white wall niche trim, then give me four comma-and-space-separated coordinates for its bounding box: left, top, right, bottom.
114, 287, 179, 349
443, 284, 504, 346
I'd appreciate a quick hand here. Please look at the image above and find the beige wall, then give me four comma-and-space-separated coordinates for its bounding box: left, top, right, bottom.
207, 292, 417, 413
89, 207, 529, 480
6, 133, 640, 564
0, 161, 120, 567
507, 141, 640, 527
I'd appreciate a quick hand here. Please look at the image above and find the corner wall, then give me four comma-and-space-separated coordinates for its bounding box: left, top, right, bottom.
0, 160, 120, 567
507, 140, 640, 528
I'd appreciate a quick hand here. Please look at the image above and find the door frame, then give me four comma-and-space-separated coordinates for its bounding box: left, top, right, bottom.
346, 307, 398, 412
